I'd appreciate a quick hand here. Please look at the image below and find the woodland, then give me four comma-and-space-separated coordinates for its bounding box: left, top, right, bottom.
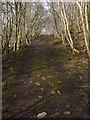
1, 0, 90, 118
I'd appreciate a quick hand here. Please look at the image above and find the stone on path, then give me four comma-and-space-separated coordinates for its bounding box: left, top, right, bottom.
37, 112, 47, 118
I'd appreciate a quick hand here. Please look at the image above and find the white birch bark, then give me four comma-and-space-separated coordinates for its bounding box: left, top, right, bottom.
58, 0, 79, 54
76, 0, 90, 58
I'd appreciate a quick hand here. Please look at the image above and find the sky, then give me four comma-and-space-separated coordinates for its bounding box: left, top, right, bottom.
2, 0, 90, 2
1, 0, 90, 2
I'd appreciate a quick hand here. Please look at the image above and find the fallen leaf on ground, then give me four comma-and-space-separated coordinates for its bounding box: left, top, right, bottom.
48, 81, 52, 85
29, 81, 32, 83
47, 76, 52, 78
21, 107, 26, 110
50, 112, 59, 117
66, 105, 70, 108
51, 90, 55, 94
41, 88, 44, 91
58, 81, 61, 83
36, 83, 40, 86
37, 75, 40, 77
31, 91, 34, 94
39, 96, 43, 99
57, 90, 61, 95
79, 76, 83, 79
14, 95, 17, 97
23, 82, 26, 84
64, 111, 71, 115
42, 77, 45, 80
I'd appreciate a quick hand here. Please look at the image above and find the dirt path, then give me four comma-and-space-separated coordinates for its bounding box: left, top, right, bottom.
2, 35, 88, 118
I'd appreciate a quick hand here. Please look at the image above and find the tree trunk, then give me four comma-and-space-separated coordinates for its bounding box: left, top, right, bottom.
59, 1, 79, 54
76, 1, 90, 59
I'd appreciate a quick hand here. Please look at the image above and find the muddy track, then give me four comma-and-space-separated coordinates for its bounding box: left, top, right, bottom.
2, 36, 88, 118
